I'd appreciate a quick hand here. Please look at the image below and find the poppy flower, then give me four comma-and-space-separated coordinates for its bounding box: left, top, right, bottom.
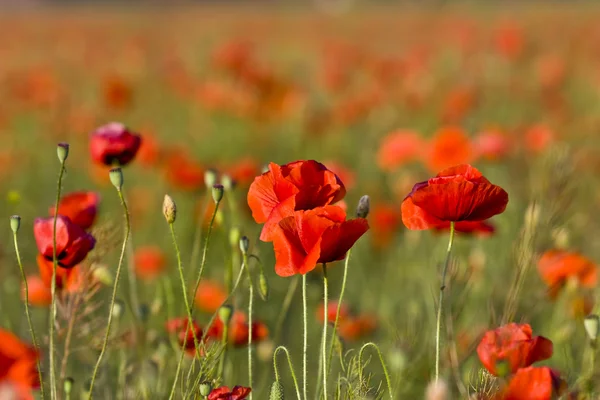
537, 250, 597, 297
474, 128, 513, 161
499, 366, 565, 400
49, 191, 100, 230
524, 124, 554, 155
165, 317, 203, 356
36, 254, 81, 291
22, 276, 51, 307
316, 301, 351, 324
33, 216, 96, 269
223, 157, 261, 187
208, 386, 251, 400
425, 127, 474, 172
247, 160, 346, 241
163, 149, 205, 191
194, 279, 227, 314
369, 203, 401, 248
338, 315, 377, 342
134, 246, 167, 281
0, 329, 40, 398
207, 312, 269, 347
136, 130, 161, 167
433, 220, 496, 236
322, 160, 356, 189
401, 164, 508, 230
271, 205, 369, 277
476, 323, 553, 376
89, 122, 142, 167
377, 129, 424, 171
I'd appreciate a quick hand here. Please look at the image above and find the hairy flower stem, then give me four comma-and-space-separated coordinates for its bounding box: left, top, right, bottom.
358, 343, 393, 399
435, 221, 456, 382
321, 264, 329, 400
188, 191, 209, 285
302, 274, 308, 400
13, 230, 45, 399
88, 189, 131, 398
217, 323, 230, 379
243, 252, 254, 399
49, 160, 66, 399
273, 346, 302, 400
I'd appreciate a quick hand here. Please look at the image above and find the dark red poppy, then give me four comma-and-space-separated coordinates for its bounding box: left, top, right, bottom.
134, 246, 167, 281
476, 323, 553, 376
49, 191, 100, 230
0, 329, 40, 398
247, 160, 346, 242
207, 312, 269, 347
401, 164, 508, 230
208, 386, 251, 400
165, 317, 203, 356
33, 216, 96, 269
89, 122, 142, 167
537, 250, 597, 297
499, 366, 565, 400
271, 205, 368, 277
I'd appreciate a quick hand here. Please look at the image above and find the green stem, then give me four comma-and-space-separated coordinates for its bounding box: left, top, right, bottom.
188, 192, 209, 286
321, 264, 328, 400
88, 189, 131, 398
435, 221, 456, 382
49, 161, 66, 399
13, 230, 45, 399
358, 343, 393, 399
302, 274, 308, 400
217, 323, 230, 378
273, 346, 302, 400
243, 252, 254, 399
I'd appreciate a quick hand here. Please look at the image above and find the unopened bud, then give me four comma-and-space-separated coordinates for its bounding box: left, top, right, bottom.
221, 174, 235, 191
239, 236, 250, 255
212, 184, 224, 204
109, 167, 123, 190
204, 169, 218, 188
63, 377, 74, 395
199, 381, 213, 396
57, 143, 69, 163
163, 194, 177, 224
259, 271, 269, 301
269, 381, 284, 400
355, 195, 370, 218
585, 314, 600, 341
10, 215, 21, 234
218, 304, 233, 325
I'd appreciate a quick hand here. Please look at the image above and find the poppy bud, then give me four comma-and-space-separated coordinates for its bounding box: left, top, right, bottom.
269, 381, 284, 400
204, 169, 218, 188
229, 227, 241, 248
112, 299, 125, 319
10, 215, 21, 234
355, 195, 370, 218
259, 271, 269, 301
585, 314, 600, 341
64, 377, 74, 396
221, 174, 235, 191
92, 265, 113, 286
163, 194, 177, 224
57, 142, 70, 163
218, 304, 233, 325
212, 184, 224, 204
109, 167, 124, 191
239, 236, 250, 255
199, 381, 213, 396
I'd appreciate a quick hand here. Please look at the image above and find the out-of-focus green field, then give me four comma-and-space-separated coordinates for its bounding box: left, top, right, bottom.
3, 4, 600, 399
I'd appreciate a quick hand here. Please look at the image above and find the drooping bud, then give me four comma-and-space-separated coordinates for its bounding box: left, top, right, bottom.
212, 184, 224, 204
585, 314, 600, 341
162, 194, 177, 224
57, 143, 69, 163
239, 236, 250, 255
10, 215, 21, 234
221, 174, 235, 191
109, 167, 124, 191
199, 381, 213, 397
269, 381, 285, 400
259, 271, 269, 301
63, 377, 74, 396
204, 169, 218, 188
218, 304, 233, 325
355, 195, 370, 218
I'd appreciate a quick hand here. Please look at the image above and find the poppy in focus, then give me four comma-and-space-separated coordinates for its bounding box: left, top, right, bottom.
49, 191, 100, 230
90, 122, 142, 167
208, 386, 251, 400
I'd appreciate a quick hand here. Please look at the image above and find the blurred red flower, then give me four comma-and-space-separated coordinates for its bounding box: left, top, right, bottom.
49, 191, 100, 230
524, 124, 554, 155
208, 386, 251, 400
0, 329, 40, 399
338, 315, 377, 342
36, 254, 82, 292
369, 203, 401, 248
163, 149, 205, 191
194, 279, 227, 314
425, 127, 474, 172
401, 164, 508, 230
474, 128, 513, 161
165, 317, 203, 357
377, 129, 424, 171
33, 216, 96, 269
247, 160, 346, 241
271, 205, 368, 277
476, 323, 553, 376
134, 246, 167, 281
222, 157, 261, 187
537, 250, 597, 297
22, 276, 52, 307
499, 366, 565, 400
90, 122, 142, 167
315, 301, 351, 324
207, 312, 269, 347
136, 130, 162, 167
102, 75, 133, 111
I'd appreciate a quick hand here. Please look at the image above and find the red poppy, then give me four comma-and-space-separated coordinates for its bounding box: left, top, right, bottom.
136, 130, 161, 167
33, 216, 96, 269
22, 276, 51, 307
134, 246, 166, 281
499, 367, 565, 400
223, 157, 261, 187
163, 149, 205, 191
433, 220, 496, 236
271, 205, 369, 277
316, 301, 351, 324
207, 312, 269, 347
338, 315, 377, 342
370, 203, 401, 248
474, 128, 513, 161
476, 323, 553, 376
165, 317, 203, 356
377, 129, 424, 171
194, 279, 227, 314
89, 122, 142, 167
401, 164, 508, 230
208, 386, 251, 400
537, 250, 597, 297
524, 124, 554, 155
425, 127, 474, 172
247, 160, 346, 241
36, 254, 81, 291
0, 329, 40, 399
49, 191, 100, 230
322, 160, 356, 189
